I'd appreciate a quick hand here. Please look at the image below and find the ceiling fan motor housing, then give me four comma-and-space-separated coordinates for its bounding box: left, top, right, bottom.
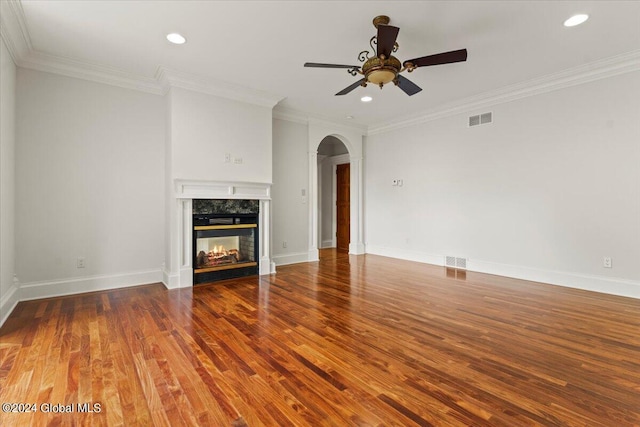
363, 55, 401, 86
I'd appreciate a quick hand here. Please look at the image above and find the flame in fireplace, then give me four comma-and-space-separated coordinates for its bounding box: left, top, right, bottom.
210, 246, 229, 259
195, 243, 243, 269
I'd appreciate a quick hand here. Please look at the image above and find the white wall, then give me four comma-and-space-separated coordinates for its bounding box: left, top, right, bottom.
365, 71, 640, 298
272, 118, 309, 265
0, 37, 18, 324
169, 87, 272, 183
16, 69, 165, 299
319, 157, 334, 247
163, 87, 275, 286
164, 90, 174, 277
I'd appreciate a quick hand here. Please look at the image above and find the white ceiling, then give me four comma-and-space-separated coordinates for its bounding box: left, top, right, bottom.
10, 1, 640, 128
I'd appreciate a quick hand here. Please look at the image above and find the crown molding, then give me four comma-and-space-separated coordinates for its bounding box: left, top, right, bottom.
368, 50, 640, 135
0, 0, 31, 62
21, 51, 164, 95
273, 105, 368, 135
156, 67, 283, 108
273, 106, 309, 125
0, 0, 164, 94
308, 116, 367, 136
3, 0, 638, 129
1, 1, 283, 105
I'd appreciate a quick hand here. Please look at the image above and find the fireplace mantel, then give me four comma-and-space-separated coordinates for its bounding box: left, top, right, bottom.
164, 180, 274, 289
174, 179, 271, 200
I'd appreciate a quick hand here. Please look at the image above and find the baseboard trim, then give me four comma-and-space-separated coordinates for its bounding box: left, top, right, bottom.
162, 268, 181, 289
365, 245, 640, 299
468, 259, 640, 299
273, 252, 310, 266
349, 242, 366, 255
19, 269, 163, 302
366, 245, 444, 266
260, 257, 275, 275
321, 240, 334, 249
0, 284, 20, 327
308, 248, 320, 263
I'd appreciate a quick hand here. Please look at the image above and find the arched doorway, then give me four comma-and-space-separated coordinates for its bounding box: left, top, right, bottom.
317, 136, 350, 252
307, 121, 365, 261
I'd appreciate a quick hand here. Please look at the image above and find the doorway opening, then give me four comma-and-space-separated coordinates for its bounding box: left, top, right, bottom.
317, 136, 350, 252
336, 163, 350, 252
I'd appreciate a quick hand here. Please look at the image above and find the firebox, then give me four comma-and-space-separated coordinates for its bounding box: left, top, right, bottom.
193, 213, 259, 284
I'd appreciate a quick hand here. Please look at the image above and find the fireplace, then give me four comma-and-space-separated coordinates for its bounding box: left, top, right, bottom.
192, 200, 260, 284
166, 181, 273, 289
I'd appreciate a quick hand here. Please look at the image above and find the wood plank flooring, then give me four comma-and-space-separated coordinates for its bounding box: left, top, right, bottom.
1, 250, 639, 426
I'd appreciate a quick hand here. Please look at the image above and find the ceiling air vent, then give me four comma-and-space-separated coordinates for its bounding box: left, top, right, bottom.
468, 112, 492, 127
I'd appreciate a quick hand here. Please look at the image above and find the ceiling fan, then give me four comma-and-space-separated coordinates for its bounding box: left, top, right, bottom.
304, 15, 467, 96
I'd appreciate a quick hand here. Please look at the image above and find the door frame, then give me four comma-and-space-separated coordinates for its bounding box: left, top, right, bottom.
307, 121, 365, 261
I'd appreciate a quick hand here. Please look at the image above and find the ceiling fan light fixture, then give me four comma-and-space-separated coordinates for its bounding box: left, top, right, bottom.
361, 96, 373, 103
166, 33, 186, 44
367, 69, 396, 85
564, 14, 589, 27
362, 54, 401, 86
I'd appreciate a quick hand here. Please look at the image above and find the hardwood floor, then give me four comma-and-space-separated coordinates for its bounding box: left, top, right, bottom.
1, 250, 639, 426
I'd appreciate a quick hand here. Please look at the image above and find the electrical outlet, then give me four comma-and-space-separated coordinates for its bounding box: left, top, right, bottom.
77, 257, 85, 268
233, 157, 243, 164
282, 241, 288, 248
603, 257, 612, 268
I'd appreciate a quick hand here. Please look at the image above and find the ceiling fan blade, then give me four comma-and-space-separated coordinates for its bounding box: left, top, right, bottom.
377, 25, 400, 58
396, 75, 422, 96
335, 78, 366, 96
304, 62, 360, 69
404, 49, 468, 68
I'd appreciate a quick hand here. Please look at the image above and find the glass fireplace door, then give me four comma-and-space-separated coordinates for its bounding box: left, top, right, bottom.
194, 224, 257, 273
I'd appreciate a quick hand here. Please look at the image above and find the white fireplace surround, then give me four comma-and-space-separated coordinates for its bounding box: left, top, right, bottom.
169, 179, 275, 288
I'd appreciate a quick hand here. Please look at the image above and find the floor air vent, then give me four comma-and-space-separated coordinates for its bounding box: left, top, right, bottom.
445, 256, 467, 270
468, 112, 492, 127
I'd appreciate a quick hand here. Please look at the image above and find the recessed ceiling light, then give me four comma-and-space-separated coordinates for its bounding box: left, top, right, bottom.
346, 115, 354, 119
166, 33, 186, 44
361, 96, 373, 103
564, 14, 589, 27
